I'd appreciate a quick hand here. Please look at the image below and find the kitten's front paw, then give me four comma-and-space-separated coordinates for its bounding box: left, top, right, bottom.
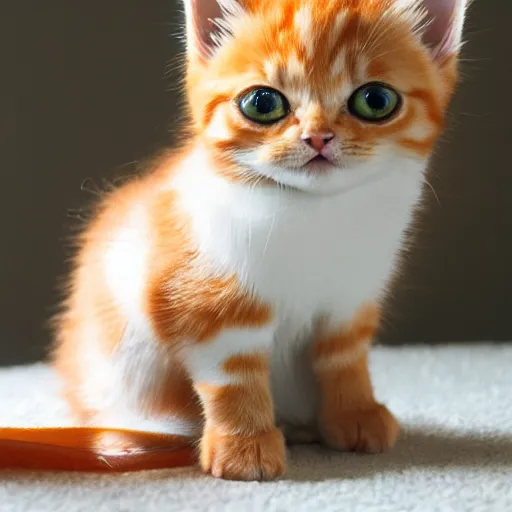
200, 426, 286, 481
320, 403, 399, 454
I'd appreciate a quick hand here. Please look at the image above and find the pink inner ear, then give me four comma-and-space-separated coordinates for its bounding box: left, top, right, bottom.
423, 0, 453, 45
421, 0, 466, 59
189, 0, 224, 60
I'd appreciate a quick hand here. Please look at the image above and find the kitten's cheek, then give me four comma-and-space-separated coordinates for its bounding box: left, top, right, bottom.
250, 146, 276, 165
234, 149, 262, 170
205, 108, 236, 143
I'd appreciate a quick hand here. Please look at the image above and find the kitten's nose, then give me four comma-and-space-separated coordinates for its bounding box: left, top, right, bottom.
302, 134, 334, 152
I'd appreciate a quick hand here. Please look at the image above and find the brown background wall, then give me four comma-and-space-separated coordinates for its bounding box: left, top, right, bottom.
1, 1, 508, 365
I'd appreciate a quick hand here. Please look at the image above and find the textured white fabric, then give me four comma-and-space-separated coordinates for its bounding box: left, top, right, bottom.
1, 344, 511, 512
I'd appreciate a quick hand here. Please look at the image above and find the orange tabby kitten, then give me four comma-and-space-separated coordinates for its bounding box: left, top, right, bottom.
53, 0, 469, 480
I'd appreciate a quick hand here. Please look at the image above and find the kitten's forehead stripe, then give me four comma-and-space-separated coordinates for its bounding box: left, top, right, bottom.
332, 11, 349, 42
354, 56, 370, 84
294, 6, 315, 59
286, 54, 305, 80
263, 60, 277, 82
331, 48, 346, 77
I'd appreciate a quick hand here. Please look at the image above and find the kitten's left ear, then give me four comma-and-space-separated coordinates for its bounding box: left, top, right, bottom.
183, 0, 241, 63
420, 0, 470, 61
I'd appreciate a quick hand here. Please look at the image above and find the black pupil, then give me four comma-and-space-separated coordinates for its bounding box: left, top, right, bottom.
365, 88, 389, 111
253, 90, 278, 114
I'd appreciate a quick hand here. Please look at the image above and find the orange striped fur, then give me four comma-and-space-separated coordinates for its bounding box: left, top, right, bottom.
313, 304, 399, 453
53, 0, 469, 480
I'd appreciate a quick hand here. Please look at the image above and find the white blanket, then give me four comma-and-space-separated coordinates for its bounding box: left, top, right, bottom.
1, 344, 511, 512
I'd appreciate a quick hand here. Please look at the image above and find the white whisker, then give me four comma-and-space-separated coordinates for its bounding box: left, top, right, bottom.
422, 177, 442, 207
263, 213, 277, 258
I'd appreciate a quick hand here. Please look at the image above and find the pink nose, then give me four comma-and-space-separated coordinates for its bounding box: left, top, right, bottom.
302, 134, 334, 152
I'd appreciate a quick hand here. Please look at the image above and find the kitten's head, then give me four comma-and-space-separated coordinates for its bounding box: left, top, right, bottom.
183, 0, 469, 194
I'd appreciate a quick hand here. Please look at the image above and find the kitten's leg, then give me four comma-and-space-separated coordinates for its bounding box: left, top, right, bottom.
54, 314, 203, 454
312, 304, 399, 453
183, 326, 286, 481
91, 358, 203, 455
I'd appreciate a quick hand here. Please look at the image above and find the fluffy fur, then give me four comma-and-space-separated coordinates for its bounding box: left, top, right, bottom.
53, 0, 469, 481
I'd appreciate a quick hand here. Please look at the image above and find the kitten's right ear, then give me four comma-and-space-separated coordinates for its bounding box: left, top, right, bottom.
419, 0, 470, 61
183, 0, 241, 63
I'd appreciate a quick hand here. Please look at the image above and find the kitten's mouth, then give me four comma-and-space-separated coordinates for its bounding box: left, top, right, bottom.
303, 154, 334, 172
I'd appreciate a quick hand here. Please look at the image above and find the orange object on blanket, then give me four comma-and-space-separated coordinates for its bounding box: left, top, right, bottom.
0, 427, 196, 472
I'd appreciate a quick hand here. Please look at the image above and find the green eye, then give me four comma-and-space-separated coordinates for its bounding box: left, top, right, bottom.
348, 83, 401, 122
239, 87, 290, 124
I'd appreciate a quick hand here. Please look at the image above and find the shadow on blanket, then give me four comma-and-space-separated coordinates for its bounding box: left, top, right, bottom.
285, 426, 512, 482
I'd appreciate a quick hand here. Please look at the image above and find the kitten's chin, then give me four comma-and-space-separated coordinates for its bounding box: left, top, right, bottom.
233, 152, 425, 196
239, 161, 353, 196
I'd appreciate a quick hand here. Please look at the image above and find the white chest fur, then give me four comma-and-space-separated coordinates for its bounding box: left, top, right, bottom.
173, 151, 424, 327
173, 152, 424, 426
